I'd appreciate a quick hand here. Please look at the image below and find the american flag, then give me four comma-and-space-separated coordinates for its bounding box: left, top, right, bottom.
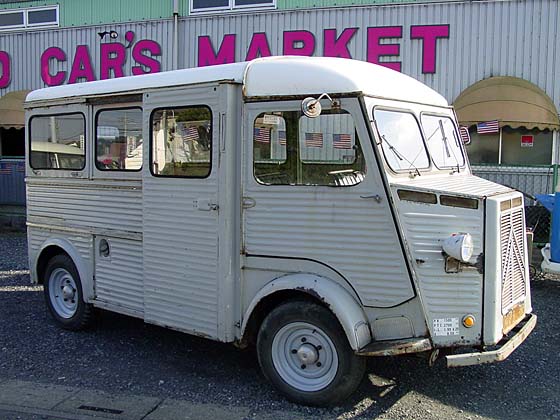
476, 120, 499, 134
459, 127, 471, 144
182, 126, 199, 142
254, 127, 270, 143
0, 165, 12, 175
278, 130, 286, 146
333, 133, 352, 149
305, 132, 323, 148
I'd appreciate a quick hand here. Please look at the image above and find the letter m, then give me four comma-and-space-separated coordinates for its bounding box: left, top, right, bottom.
198, 35, 236, 67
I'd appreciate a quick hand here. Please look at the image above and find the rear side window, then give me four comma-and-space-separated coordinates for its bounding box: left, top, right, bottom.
30, 113, 85, 170
95, 108, 143, 171
150, 106, 212, 177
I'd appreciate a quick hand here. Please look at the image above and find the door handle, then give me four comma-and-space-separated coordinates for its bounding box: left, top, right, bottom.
242, 197, 256, 209
360, 194, 382, 203
194, 199, 219, 211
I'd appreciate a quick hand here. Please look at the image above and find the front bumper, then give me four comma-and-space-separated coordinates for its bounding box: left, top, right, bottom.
446, 314, 537, 367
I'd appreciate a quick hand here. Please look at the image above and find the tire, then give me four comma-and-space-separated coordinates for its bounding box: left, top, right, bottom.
43, 254, 94, 330
257, 300, 366, 406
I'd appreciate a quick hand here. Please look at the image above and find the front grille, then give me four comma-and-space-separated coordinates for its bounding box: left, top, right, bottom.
500, 206, 527, 314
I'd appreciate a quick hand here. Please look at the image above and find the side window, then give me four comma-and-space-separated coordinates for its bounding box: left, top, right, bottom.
95, 108, 143, 171
253, 109, 366, 186
151, 106, 212, 178
30, 113, 85, 170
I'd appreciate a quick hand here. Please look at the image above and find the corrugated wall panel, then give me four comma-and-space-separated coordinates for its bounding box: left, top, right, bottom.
181, 0, 560, 112
0, 19, 174, 94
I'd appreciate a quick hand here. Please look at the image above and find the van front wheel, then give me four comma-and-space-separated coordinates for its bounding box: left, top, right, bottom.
256, 301, 366, 406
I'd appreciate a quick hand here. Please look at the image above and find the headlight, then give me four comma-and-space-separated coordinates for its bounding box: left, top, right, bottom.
442, 233, 473, 263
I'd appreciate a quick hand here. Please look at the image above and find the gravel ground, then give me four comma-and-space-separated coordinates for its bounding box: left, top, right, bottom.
1, 231, 559, 419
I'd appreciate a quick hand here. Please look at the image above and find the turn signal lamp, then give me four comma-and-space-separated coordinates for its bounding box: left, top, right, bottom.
462, 315, 476, 328
442, 233, 473, 263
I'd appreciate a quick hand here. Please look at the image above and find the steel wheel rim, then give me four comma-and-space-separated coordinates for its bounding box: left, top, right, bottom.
271, 321, 339, 392
48, 268, 78, 319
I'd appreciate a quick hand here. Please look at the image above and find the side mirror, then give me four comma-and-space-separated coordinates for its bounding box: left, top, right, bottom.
459, 126, 471, 145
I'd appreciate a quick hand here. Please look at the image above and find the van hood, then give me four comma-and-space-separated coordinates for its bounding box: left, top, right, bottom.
390, 174, 514, 199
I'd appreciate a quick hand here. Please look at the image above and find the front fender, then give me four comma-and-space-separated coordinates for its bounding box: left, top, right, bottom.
242, 274, 372, 351
34, 237, 93, 302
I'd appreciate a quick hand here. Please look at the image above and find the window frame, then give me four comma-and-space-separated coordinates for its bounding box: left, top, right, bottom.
189, 0, 275, 15
94, 106, 143, 173
149, 105, 213, 179
373, 106, 431, 174
0, 5, 59, 32
29, 111, 87, 171
251, 107, 367, 188
420, 111, 466, 170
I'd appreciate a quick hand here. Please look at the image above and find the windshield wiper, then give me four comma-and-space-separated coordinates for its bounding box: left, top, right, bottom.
381, 134, 421, 177
438, 119, 452, 158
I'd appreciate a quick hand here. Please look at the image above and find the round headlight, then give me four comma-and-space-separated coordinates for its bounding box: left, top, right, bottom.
442, 233, 473, 263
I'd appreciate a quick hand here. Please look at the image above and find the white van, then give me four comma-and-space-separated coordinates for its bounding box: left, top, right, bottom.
25, 56, 536, 406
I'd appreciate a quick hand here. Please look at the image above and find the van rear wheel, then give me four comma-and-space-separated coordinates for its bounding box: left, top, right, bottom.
256, 301, 366, 406
43, 254, 94, 330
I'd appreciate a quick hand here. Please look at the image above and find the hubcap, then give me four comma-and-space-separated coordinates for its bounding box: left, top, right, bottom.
48, 268, 78, 319
271, 322, 339, 392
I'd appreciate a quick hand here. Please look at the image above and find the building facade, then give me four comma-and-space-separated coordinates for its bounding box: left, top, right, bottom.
0, 0, 559, 217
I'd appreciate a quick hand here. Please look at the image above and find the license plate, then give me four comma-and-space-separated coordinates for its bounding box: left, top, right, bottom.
503, 303, 525, 334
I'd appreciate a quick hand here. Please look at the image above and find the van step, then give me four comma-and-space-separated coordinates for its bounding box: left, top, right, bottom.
357, 338, 432, 357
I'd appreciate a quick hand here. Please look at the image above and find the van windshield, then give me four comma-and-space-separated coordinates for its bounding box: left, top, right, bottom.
374, 109, 429, 173
421, 114, 465, 168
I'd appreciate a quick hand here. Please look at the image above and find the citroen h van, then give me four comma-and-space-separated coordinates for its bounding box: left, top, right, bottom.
25, 56, 536, 406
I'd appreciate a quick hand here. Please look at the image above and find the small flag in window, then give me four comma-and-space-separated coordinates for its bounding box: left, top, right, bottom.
254, 127, 270, 143
333, 133, 352, 149
305, 132, 323, 148
278, 130, 286, 146
0, 165, 12, 175
183, 126, 199, 142
476, 120, 499, 134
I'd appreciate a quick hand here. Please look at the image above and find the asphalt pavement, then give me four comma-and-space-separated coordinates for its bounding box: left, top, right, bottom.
1, 231, 559, 419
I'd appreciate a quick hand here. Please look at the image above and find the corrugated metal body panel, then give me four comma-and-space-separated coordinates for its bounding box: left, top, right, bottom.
0, 159, 25, 205
0, 20, 174, 95
243, 188, 415, 306
392, 174, 513, 198
27, 226, 93, 272
182, 0, 560, 112
26, 180, 143, 233
95, 237, 143, 313
396, 198, 484, 344
142, 85, 221, 339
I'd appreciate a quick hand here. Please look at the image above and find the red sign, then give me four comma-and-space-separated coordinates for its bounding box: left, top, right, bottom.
521, 135, 534, 148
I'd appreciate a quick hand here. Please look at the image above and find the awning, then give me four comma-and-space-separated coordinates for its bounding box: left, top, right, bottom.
453, 77, 560, 131
0, 90, 30, 129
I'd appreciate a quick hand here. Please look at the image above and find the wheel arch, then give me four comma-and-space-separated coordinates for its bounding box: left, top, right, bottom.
241, 274, 372, 351
34, 238, 93, 302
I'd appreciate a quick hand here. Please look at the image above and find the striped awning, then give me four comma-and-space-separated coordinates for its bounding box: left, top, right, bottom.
0, 90, 30, 129
453, 77, 560, 131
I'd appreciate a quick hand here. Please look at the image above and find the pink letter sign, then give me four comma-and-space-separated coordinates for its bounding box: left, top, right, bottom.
323, 28, 357, 58
410, 25, 450, 74
0, 51, 10, 88
198, 35, 236, 67
101, 42, 126, 79
69, 45, 95, 84
41, 47, 66, 86
132, 40, 161, 75
283, 31, 315, 56
246, 33, 272, 61
367, 26, 402, 71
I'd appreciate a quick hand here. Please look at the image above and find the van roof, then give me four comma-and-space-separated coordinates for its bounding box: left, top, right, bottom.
26, 56, 448, 107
